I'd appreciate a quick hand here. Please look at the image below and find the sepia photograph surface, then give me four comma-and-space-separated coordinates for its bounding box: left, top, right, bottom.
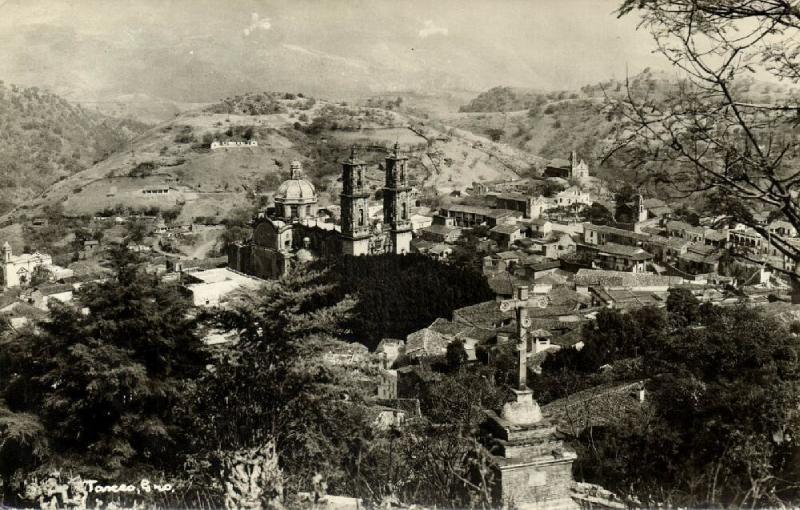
0, 1, 799, 509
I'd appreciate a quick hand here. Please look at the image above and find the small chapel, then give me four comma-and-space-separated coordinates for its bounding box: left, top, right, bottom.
227, 144, 414, 279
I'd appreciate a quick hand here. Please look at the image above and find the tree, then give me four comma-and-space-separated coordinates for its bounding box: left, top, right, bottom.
0, 246, 208, 490
541, 180, 566, 198
124, 218, 148, 244
314, 254, 494, 350
614, 1, 800, 297
28, 265, 52, 287
581, 202, 613, 224
190, 268, 372, 495
485, 128, 503, 142
671, 204, 700, 226
665, 287, 701, 326
575, 305, 800, 507
445, 339, 468, 372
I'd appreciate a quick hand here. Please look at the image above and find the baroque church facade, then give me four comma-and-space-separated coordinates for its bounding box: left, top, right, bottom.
227, 145, 413, 279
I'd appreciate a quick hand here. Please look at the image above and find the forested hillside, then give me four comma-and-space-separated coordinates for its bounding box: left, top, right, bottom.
458, 86, 555, 113
443, 70, 800, 190
0, 81, 150, 214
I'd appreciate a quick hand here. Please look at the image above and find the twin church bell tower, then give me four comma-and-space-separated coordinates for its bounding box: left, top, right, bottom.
340, 143, 412, 256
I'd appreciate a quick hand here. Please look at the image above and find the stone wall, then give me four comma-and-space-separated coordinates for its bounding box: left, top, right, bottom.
498, 461, 575, 509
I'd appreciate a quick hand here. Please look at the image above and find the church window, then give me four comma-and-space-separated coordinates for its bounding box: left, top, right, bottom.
401, 202, 407, 220
290, 205, 298, 218
357, 168, 363, 187
358, 208, 365, 226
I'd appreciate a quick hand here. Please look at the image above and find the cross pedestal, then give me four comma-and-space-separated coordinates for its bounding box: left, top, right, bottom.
501, 387, 542, 425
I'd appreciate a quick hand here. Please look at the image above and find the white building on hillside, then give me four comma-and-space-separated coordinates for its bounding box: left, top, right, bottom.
554, 186, 592, 207
1, 242, 74, 288
210, 140, 258, 150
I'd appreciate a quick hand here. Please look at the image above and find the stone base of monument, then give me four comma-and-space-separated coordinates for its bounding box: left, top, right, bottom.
480, 387, 579, 510
501, 388, 543, 425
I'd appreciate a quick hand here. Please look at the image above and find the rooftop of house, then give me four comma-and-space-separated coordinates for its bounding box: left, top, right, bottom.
405, 327, 450, 358
769, 219, 795, 230
647, 235, 691, 249
490, 224, 522, 235
534, 273, 567, 286
548, 285, 591, 307
428, 244, 452, 255
542, 381, 646, 436
422, 224, 461, 236
527, 305, 580, 318
530, 259, 562, 271
596, 243, 653, 260
666, 220, 705, 234
687, 242, 719, 255
185, 267, 260, 285
33, 283, 74, 296
680, 250, 722, 265
603, 288, 667, 309
487, 273, 529, 296
411, 239, 436, 251
557, 186, 587, 195
575, 269, 683, 289
495, 250, 523, 260
704, 229, 728, 242
585, 223, 651, 242
550, 327, 585, 347
440, 204, 520, 219
453, 300, 513, 327
458, 326, 496, 344
495, 192, 531, 202
428, 317, 471, 337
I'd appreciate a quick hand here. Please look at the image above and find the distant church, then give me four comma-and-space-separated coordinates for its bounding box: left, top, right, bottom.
543, 151, 589, 180
227, 144, 414, 279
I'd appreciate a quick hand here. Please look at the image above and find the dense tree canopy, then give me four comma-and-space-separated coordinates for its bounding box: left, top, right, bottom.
313, 254, 495, 350
546, 299, 800, 507
0, 246, 208, 499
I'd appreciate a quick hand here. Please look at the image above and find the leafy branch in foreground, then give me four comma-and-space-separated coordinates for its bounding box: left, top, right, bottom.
612, 0, 800, 288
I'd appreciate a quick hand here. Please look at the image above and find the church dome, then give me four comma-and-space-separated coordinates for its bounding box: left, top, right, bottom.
275, 161, 316, 203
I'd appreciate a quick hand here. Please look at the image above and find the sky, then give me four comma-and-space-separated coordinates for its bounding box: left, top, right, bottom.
0, 0, 668, 101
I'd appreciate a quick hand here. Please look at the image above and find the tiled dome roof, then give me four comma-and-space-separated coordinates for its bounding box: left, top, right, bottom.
275, 161, 316, 202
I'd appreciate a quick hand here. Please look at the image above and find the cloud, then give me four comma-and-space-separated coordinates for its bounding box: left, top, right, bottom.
243, 12, 272, 36
418, 20, 448, 39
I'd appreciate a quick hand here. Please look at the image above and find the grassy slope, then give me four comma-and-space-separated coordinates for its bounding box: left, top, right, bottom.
3, 93, 531, 234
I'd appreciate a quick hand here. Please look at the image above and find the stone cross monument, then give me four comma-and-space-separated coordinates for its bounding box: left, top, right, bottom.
481, 285, 578, 509
498, 285, 542, 424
